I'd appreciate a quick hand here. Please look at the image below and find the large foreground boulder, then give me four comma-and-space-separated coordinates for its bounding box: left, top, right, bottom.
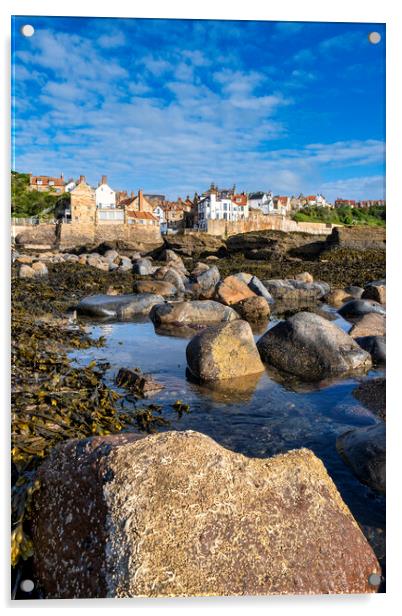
150, 300, 238, 327
76, 293, 164, 319
186, 320, 264, 381
337, 423, 385, 493
31, 431, 380, 598
257, 312, 372, 381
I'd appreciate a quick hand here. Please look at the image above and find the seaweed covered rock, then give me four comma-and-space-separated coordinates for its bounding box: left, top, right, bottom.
186, 320, 264, 381
257, 312, 372, 381
115, 367, 164, 397
337, 423, 386, 493
31, 431, 381, 598
163, 232, 226, 257
353, 378, 386, 420
76, 293, 164, 319
150, 300, 238, 327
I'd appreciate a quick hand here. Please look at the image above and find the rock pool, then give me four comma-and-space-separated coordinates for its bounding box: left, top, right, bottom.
70, 305, 385, 567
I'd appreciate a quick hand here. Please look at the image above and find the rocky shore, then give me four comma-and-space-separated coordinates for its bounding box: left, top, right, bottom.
11, 226, 386, 598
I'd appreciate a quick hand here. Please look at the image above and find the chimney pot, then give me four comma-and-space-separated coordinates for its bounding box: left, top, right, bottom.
79, 175, 85, 184
101, 175, 107, 185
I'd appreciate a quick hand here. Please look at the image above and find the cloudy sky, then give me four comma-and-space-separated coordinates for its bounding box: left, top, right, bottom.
12, 17, 385, 201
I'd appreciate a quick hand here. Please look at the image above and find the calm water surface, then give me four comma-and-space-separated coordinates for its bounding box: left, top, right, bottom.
70, 304, 385, 559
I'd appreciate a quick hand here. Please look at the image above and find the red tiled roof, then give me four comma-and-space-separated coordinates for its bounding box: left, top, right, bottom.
118, 197, 135, 207
306, 195, 316, 201
127, 211, 158, 221
231, 194, 248, 207
30, 175, 65, 186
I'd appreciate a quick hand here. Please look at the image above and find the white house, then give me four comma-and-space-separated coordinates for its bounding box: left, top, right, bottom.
197, 192, 249, 230
153, 205, 167, 233
95, 175, 116, 209
248, 191, 274, 214
64, 180, 77, 193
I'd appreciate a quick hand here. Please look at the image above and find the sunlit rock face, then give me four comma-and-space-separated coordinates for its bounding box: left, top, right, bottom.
31, 431, 381, 598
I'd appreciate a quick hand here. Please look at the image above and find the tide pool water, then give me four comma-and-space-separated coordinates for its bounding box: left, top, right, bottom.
70, 307, 385, 560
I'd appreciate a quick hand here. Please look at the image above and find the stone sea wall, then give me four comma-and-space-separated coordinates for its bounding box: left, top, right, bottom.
205, 216, 336, 237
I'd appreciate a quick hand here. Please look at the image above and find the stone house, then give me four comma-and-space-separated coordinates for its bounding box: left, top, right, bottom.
70, 176, 96, 223
29, 173, 66, 194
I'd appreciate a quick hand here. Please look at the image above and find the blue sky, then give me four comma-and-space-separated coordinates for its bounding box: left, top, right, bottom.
11, 17, 385, 201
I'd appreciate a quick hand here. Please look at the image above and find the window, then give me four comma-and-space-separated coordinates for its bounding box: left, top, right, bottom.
37, 180, 43, 185
49, 181, 54, 186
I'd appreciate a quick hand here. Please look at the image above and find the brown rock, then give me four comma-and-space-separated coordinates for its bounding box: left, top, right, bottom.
186, 320, 264, 381
133, 280, 177, 297
31, 261, 48, 276
115, 367, 164, 397
31, 431, 381, 598
294, 271, 314, 283
15, 255, 34, 264
324, 288, 352, 307
18, 264, 36, 279
362, 280, 386, 305
216, 275, 256, 306
234, 296, 270, 322
349, 313, 386, 338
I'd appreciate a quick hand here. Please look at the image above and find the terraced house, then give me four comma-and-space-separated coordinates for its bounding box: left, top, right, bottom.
197, 184, 249, 231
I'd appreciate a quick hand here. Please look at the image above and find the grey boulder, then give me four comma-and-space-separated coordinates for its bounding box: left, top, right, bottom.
257, 311, 372, 381
337, 423, 385, 493
338, 299, 386, 319
77, 293, 164, 319
150, 300, 238, 327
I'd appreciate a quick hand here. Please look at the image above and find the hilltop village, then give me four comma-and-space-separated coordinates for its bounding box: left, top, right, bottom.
25, 172, 385, 235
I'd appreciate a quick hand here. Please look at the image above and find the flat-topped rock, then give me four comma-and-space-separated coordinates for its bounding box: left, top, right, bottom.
263, 279, 329, 301
31, 431, 381, 598
133, 280, 177, 297
150, 300, 238, 327
257, 311, 372, 381
77, 293, 164, 319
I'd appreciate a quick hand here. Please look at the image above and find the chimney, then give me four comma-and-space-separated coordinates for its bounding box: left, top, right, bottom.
138, 189, 144, 211
101, 175, 107, 185
131, 191, 135, 198
79, 175, 85, 184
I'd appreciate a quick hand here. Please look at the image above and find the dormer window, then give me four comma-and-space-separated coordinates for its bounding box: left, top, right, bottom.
37, 180, 43, 185
49, 180, 54, 186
